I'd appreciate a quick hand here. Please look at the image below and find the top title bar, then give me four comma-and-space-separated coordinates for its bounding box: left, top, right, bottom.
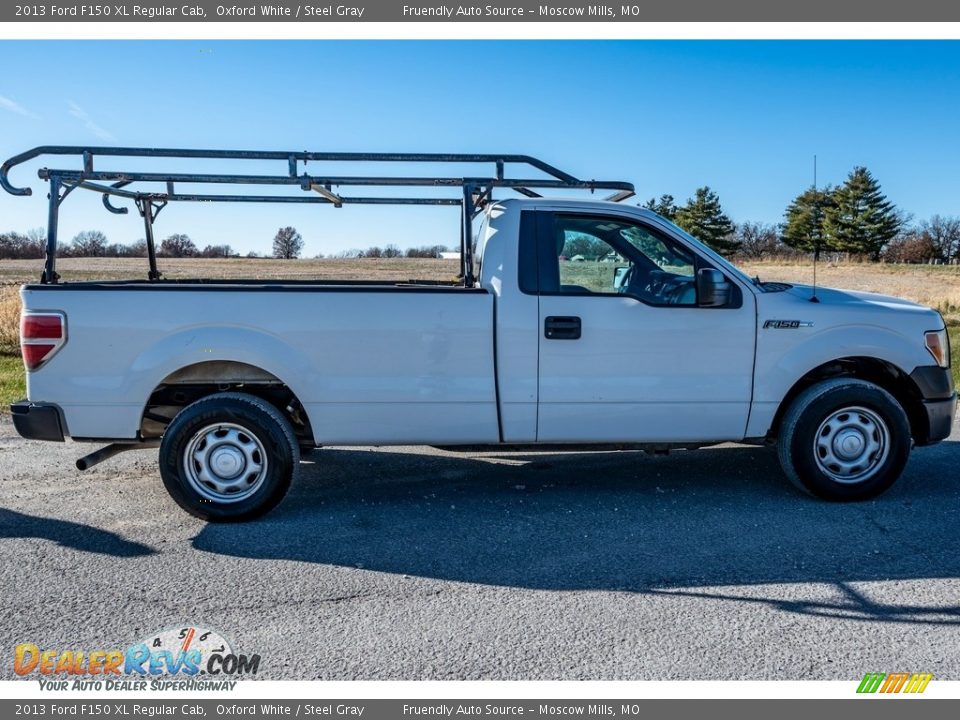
6, 0, 960, 22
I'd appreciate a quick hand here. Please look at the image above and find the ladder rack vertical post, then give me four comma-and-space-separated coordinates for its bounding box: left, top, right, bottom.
461, 184, 476, 287
137, 198, 162, 281
42, 175, 61, 285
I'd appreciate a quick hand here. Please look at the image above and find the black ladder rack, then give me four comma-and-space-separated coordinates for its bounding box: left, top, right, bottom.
0, 146, 636, 285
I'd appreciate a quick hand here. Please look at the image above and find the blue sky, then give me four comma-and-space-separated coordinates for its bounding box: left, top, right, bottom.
1, 40, 958, 256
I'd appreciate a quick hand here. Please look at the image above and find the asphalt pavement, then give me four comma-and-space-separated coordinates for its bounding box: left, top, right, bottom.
1, 416, 959, 680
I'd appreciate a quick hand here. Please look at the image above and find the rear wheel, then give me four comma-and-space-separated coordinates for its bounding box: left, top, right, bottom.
159, 392, 299, 521
777, 378, 911, 501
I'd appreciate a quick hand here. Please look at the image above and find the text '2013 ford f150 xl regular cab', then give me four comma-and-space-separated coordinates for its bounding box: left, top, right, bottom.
3, 147, 955, 521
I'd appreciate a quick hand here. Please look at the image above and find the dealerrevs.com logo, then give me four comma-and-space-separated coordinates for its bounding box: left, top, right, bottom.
14, 626, 261, 691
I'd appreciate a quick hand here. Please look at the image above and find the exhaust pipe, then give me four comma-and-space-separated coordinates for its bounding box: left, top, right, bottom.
76, 441, 160, 471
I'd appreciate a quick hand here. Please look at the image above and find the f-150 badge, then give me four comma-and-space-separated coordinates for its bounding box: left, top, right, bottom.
764, 320, 814, 329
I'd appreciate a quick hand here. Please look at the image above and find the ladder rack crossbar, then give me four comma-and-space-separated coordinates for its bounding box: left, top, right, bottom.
0, 146, 636, 286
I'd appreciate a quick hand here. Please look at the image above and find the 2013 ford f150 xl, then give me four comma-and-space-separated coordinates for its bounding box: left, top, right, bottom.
3, 147, 955, 521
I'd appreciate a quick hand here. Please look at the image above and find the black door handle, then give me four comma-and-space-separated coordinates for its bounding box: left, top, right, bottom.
544, 316, 581, 340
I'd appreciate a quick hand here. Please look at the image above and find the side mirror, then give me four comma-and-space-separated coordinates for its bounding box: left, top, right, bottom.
697, 268, 731, 308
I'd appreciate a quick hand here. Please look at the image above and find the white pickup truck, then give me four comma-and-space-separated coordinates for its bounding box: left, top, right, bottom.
4, 147, 955, 521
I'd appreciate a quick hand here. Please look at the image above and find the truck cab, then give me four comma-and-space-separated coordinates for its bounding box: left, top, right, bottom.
480, 198, 953, 448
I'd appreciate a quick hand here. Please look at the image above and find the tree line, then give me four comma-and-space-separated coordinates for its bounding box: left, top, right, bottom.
645, 166, 959, 263
3, 167, 956, 263
330, 244, 452, 259
0, 224, 453, 261
0, 228, 234, 260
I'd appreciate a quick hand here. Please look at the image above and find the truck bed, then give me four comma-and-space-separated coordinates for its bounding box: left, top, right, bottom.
21, 282, 500, 445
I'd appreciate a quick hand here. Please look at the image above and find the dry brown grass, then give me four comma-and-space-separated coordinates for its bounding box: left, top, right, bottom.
0, 257, 462, 284
0, 286, 20, 355
739, 260, 960, 320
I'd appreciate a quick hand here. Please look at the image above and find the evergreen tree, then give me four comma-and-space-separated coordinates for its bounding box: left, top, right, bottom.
781, 186, 836, 253
674, 187, 738, 255
642, 194, 678, 222
824, 167, 901, 259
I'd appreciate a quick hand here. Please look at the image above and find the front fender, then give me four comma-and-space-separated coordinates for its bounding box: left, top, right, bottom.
747, 323, 932, 437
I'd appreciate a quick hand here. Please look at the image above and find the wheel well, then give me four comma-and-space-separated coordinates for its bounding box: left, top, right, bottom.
768, 357, 928, 443
140, 361, 314, 446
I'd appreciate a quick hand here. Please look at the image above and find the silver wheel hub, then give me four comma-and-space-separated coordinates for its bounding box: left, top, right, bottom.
183, 423, 268, 503
834, 429, 865, 459
814, 406, 889, 484
210, 446, 245, 478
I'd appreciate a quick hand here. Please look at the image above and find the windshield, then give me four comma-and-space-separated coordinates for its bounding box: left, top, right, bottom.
648, 215, 758, 289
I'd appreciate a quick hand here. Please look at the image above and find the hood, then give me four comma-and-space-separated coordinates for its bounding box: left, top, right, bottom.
784, 284, 934, 314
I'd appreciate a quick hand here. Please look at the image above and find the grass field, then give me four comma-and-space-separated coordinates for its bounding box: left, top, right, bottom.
0, 354, 25, 407
0, 256, 463, 285
1, 256, 959, 410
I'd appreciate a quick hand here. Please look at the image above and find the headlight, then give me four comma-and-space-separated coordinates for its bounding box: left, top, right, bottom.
924, 328, 950, 368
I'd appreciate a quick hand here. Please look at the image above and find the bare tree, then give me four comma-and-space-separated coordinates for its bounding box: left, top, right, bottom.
734, 222, 783, 259
882, 230, 939, 263
272, 226, 303, 259
128, 239, 148, 257
920, 215, 960, 261
26, 227, 46, 256
0, 232, 26, 259
71, 230, 108, 257
159, 233, 198, 258
201, 244, 234, 258
0, 228, 46, 258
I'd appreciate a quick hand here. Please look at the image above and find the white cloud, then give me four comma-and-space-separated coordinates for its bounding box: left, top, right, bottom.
0, 94, 40, 120
67, 101, 116, 142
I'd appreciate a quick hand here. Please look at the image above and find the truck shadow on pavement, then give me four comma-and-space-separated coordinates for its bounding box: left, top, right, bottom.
0, 508, 155, 557
193, 441, 960, 624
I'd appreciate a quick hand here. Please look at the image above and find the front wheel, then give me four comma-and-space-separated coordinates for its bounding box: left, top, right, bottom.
777, 378, 911, 501
159, 392, 299, 521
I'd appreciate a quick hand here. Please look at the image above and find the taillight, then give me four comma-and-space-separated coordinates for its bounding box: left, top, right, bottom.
20, 312, 66, 371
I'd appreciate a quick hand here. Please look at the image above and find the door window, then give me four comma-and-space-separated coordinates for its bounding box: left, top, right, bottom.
548, 215, 699, 306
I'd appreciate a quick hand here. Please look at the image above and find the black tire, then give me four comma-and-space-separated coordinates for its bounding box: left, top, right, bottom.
159, 392, 299, 522
777, 378, 911, 501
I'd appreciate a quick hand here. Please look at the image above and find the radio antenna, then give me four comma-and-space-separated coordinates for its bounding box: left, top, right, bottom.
810, 154, 820, 303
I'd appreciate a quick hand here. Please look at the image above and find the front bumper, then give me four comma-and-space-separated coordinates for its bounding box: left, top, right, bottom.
909, 366, 956, 445
919, 394, 957, 445
10, 401, 65, 442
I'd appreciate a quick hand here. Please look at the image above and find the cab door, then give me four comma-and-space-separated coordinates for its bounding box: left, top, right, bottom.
534, 210, 756, 443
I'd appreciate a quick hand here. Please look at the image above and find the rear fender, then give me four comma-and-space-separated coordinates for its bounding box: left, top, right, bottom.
132, 325, 315, 420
